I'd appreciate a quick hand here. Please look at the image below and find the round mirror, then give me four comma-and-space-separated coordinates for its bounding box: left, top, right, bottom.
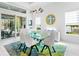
46, 14, 55, 25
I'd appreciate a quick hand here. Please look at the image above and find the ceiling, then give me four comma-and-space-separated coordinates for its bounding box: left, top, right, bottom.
0, 2, 26, 13
62, 2, 79, 11
1, 2, 79, 12
5, 2, 53, 9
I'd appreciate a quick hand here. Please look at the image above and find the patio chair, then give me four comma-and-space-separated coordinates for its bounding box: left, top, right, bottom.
7, 30, 13, 37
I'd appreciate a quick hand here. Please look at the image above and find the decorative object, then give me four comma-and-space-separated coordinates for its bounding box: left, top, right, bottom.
28, 20, 32, 26
30, 8, 43, 14
46, 14, 55, 25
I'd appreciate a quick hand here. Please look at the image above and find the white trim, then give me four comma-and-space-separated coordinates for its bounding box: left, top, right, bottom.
0, 8, 26, 17
0, 13, 1, 40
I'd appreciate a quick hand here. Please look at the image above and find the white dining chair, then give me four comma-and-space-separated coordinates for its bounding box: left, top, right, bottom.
41, 30, 56, 56
20, 28, 39, 56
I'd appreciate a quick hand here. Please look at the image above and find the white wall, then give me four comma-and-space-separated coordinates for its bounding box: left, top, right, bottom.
31, 2, 79, 44
63, 2, 79, 12
31, 4, 65, 41
63, 2, 79, 44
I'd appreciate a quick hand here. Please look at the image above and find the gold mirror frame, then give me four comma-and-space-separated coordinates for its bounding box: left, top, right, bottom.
46, 14, 55, 25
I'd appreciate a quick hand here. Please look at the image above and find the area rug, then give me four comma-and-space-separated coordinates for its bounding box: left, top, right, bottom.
4, 41, 66, 56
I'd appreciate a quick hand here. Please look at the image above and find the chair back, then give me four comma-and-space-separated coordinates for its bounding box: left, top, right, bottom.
9, 30, 12, 35
43, 30, 58, 46
20, 28, 37, 47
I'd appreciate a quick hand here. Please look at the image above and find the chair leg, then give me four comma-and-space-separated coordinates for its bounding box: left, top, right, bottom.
19, 43, 22, 49
23, 48, 26, 53
28, 45, 39, 56
23, 45, 27, 53
28, 45, 34, 56
52, 46, 56, 52
46, 45, 52, 56
34, 45, 39, 52
41, 45, 45, 53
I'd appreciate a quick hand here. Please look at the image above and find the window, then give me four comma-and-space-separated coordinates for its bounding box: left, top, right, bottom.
35, 17, 41, 25
65, 11, 79, 35
26, 16, 41, 30
26, 16, 32, 29
35, 17, 41, 30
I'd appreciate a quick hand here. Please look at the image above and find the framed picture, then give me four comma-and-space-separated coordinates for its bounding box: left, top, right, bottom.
28, 20, 32, 26
46, 14, 55, 25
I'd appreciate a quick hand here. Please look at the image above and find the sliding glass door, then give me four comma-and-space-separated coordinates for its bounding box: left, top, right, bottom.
1, 14, 15, 39
15, 16, 26, 36
1, 14, 26, 39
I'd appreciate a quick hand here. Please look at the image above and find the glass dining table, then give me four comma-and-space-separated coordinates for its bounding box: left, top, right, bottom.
18, 30, 49, 54
28, 31, 49, 52
29, 31, 49, 42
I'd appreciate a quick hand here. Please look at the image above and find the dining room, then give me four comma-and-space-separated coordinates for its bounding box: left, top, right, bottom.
0, 2, 79, 56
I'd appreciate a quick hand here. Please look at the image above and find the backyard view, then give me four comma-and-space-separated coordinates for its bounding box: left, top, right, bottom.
65, 11, 79, 35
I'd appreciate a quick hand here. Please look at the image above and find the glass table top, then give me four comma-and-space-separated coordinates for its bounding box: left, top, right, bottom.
29, 31, 49, 40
